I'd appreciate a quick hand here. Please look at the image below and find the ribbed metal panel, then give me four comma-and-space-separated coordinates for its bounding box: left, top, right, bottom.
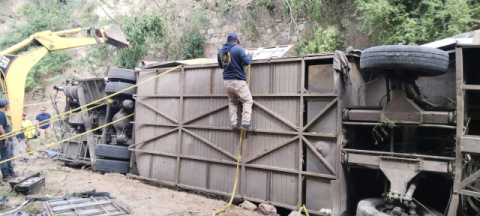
135, 98, 179, 125
272, 62, 301, 94
179, 159, 208, 188
189, 129, 239, 155
134, 57, 341, 210
134, 99, 157, 123
255, 98, 300, 126
213, 68, 227, 95
143, 130, 178, 155
245, 133, 297, 169
183, 98, 227, 124
137, 71, 155, 95
249, 64, 271, 94
252, 107, 296, 131
209, 164, 239, 193
156, 71, 181, 95
150, 155, 177, 182
245, 168, 268, 200
188, 109, 231, 127
270, 172, 298, 206
136, 153, 152, 177
184, 68, 211, 94
181, 130, 234, 161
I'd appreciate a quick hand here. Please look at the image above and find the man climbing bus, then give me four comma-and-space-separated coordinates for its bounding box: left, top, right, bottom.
217, 33, 256, 131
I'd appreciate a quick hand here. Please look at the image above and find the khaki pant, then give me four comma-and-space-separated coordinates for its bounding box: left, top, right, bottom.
26, 138, 32, 152
39, 127, 51, 145
224, 80, 253, 125
13, 138, 26, 157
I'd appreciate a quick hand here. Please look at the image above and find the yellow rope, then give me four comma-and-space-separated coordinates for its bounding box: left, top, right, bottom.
213, 64, 251, 216
0, 65, 182, 141
0, 113, 134, 165
297, 205, 310, 216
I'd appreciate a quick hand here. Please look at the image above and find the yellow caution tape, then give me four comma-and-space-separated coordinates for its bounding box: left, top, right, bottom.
1, 103, 107, 140
0, 113, 134, 165
0, 65, 181, 141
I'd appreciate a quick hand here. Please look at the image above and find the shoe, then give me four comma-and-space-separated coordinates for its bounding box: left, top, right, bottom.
10, 173, 19, 178
231, 125, 239, 130
3, 176, 12, 181
241, 125, 256, 131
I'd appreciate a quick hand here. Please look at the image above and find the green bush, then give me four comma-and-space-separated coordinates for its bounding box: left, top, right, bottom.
162, 10, 209, 61
356, 0, 480, 45
114, 13, 164, 68
0, 0, 73, 49
27, 50, 74, 90
0, 0, 75, 91
292, 26, 344, 56
180, 11, 209, 60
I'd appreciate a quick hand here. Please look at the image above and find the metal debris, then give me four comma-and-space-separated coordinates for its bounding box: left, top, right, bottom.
43, 196, 131, 216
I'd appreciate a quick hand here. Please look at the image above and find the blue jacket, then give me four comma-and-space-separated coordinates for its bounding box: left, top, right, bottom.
217, 42, 252, 81
16, 133, 25, 140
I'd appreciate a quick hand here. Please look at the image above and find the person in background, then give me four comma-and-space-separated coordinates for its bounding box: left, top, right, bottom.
14, 127, 26, 159
22, 113, 35, 151
36, 107, 51, 145
0, 99, 18, 179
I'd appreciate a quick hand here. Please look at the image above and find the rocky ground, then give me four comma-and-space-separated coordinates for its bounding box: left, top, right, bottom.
0, 155, 265, 216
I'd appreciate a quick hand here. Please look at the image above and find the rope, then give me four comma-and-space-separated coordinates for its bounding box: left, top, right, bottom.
0, 102, 107, 140
0, 65, 181, 141
297, 204, 310, 216
411, 197, 436, 216
0, 113, 134, 165
0, 199, 30, 216
213, 64, 251, 216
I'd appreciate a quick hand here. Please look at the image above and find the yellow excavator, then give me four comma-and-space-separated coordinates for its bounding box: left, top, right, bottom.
0, 25, 131, 131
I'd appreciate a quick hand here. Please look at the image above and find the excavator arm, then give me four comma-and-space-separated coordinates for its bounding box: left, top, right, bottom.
0, 25, 130, 131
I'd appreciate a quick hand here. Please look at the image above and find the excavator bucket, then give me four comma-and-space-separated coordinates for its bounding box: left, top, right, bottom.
99, 25, 132, 50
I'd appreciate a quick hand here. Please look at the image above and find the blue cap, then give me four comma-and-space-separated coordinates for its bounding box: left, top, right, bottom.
0, 99, 8, 106
227, 33, 240, 44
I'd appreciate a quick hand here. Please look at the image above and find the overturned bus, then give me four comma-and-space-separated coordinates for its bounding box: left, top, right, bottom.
58, 34, 480, 215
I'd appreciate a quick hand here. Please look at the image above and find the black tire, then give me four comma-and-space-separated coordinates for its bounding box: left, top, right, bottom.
360, 45, 449, 77
95, 144, 131, 160
93, 159, 130, 174
105, 82, 136, 96
356, 198, 443, 216
108, 68, 136, 83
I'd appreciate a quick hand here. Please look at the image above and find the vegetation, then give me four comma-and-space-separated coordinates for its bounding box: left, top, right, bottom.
292, 26, 344, 56
161, 9, 209, 61
1, 0, 479, 93
0, 0, 74, 90
372, 114, 396, 145
179, 11, 209, 60
356, 0, 480, 45
114, 13, 164, 69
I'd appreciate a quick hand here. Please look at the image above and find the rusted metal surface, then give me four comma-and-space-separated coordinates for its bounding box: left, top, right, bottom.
133, 55, 347, 212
